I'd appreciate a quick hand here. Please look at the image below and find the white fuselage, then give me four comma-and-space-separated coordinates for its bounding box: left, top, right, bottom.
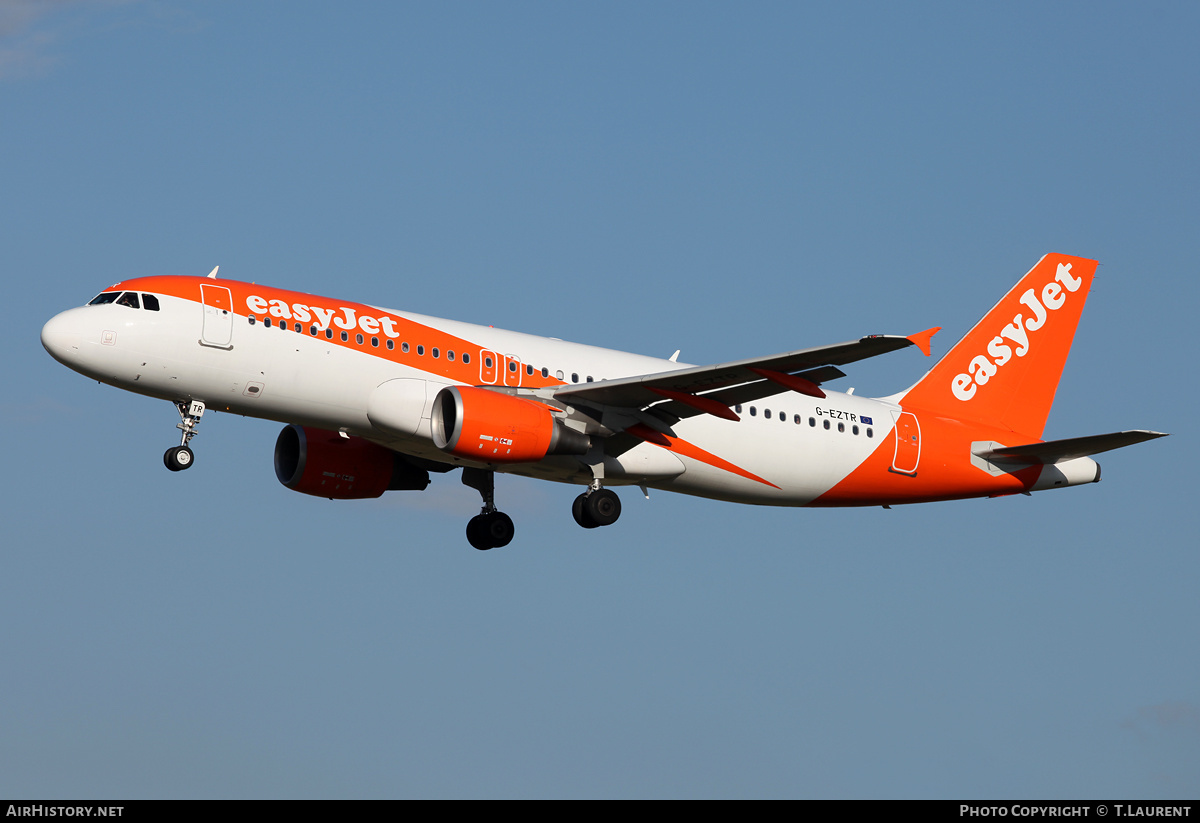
41, 281, 900, 506
47, 259, 1124, 527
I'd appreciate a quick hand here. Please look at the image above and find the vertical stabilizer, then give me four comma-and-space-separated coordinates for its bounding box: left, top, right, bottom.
900, 254, 1097, 439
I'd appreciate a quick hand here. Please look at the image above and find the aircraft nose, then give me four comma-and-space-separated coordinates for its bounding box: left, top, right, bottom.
41, 309, 84, 364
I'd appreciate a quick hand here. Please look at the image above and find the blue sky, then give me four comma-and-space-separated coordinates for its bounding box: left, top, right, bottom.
3, 0, 1196, 798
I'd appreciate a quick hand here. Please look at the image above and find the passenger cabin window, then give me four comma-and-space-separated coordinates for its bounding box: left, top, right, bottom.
88, 292, 120, 305
462, 353, 470, 364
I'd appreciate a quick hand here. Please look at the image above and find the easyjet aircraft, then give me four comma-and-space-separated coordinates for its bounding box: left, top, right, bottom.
42, 253, 1165, 549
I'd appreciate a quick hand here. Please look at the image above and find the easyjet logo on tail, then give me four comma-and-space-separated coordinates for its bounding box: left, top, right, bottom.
951, 263, 1084, 401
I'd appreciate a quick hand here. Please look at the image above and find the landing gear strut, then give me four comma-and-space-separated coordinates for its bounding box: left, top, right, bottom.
462, 467, 514, 551
164, 400, 205, 472
572, 486, 621, 529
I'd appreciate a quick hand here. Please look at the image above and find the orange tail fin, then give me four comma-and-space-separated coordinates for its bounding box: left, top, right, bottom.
900, 253, 1097, 439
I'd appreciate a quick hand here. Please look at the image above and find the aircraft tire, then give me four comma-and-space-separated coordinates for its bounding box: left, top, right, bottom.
572, 494, 599, 529
467, 512, 514, 550
583, 489, 621, 527
483, 511, 514, 548
164, 446, 194, 472
466, 515, 491, 550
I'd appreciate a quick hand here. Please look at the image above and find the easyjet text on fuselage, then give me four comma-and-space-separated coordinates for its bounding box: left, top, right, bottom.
245, 294, 401, 338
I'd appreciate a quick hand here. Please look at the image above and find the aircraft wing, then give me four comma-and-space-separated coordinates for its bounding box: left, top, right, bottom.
552, 331, 937, 420
973, 430, 1169, 464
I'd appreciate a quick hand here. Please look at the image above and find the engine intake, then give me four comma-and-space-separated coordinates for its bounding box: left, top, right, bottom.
431, 386, 591, 463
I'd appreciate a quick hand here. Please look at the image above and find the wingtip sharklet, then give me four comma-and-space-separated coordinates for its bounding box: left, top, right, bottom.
906, 327, 941, 357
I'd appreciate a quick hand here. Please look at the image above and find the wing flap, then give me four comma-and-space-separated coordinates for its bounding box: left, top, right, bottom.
648, 366, 848, 422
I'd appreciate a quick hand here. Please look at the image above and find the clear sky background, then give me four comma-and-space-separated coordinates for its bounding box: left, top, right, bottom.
3, 0, 1196, 799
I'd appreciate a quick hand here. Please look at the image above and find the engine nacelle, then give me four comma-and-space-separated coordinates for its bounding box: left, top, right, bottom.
431, 386, 591, 464
274, 425, 430, 499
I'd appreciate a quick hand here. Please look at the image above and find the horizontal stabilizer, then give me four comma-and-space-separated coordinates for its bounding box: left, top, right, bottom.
974, 430, 1168, 464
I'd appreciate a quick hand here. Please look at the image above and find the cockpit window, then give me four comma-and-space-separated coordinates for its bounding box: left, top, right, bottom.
88, 291, 159, 309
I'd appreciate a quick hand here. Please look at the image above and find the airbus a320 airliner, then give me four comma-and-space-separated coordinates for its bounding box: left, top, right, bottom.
42, 254, 1165, 549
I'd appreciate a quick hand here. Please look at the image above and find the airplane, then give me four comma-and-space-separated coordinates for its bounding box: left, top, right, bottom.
41, 253, 1166, 550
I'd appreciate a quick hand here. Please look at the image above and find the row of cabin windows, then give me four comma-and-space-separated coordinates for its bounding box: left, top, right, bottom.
734, 404, 874, 438
475, 357, 595, 383
246, 314, 600, 382
249, 314, 406, 353
88, 291, 161, 311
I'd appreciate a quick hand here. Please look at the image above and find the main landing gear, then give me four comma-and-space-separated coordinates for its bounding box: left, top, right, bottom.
164, 400, 205, 472
460, 469, 622, 549
572, 449, 622, 530
462, 467, 515, 551
572, 486, 622, 529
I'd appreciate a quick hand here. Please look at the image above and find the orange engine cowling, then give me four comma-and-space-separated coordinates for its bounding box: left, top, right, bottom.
274, 425, 430, 499
431, 386, 591, 464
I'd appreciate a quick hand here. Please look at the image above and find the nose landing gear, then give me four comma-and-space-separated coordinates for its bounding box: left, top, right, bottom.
164, 400, 205, 472
164, 445, 194, 471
